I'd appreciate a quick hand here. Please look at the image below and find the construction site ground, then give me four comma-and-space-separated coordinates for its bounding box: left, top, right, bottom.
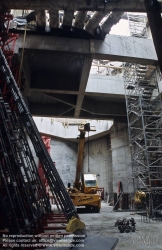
78, 201, 162, 250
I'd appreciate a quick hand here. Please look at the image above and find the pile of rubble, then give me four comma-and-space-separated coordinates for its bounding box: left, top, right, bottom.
115, 218, 136, 233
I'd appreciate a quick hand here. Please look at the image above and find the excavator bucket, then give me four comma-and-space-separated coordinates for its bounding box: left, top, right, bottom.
66, 216, 85, 233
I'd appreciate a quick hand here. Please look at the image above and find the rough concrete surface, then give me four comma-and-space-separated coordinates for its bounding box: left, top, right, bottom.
16, 34, 157, 65
78, 202, 162, 250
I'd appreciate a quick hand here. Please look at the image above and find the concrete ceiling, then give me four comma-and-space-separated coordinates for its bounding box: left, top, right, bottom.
19, 31, 157, 123
2, 1, 158, 123
1, 0, 162, 12
21, 48, 127, 122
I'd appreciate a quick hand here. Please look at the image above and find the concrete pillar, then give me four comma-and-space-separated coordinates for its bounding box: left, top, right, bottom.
74, 11, 87, 29
49, 10, 59, 28
85, 11, 108, 34
110, 124, 133, 193
101, 11, 124, 35
36, 10, 46, 27
62, 10, 74, 27
144, 0, 162, 73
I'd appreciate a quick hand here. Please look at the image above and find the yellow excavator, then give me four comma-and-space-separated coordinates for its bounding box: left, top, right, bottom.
67, 123, 101, 212
134, 190, 146, 209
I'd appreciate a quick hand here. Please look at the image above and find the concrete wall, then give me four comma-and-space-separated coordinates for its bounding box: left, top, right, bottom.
110, 124, 133, 193
86, 75, 125, 98
83, 136, 113, 200
29, 129, 113, 198
33, 117, 113, 140
29, 135, 78, 188
29, 118, 133, 196
50, 138, 77, 188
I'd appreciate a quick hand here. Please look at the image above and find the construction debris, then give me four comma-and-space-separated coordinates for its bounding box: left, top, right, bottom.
115, 218, 136, 233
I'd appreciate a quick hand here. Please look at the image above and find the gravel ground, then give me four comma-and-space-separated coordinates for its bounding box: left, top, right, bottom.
78, 202, 162, 250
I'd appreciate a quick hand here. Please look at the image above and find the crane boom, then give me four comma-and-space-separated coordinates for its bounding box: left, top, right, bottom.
75, 130, 86, 189
68, 123, 101, 212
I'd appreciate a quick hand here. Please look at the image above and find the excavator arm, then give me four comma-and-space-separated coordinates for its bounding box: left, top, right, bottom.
75, 130, 86, 190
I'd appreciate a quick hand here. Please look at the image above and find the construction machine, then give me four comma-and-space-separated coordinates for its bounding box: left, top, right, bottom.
0, 14, 119, 250
134, 190, 146, 209
67, 123, 101, 212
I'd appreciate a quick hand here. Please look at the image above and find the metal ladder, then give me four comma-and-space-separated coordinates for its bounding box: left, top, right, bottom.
0, 92, 52, 232
0, 48, 78, 230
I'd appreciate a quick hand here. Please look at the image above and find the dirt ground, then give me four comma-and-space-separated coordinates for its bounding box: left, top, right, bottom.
78, 202, 162, 250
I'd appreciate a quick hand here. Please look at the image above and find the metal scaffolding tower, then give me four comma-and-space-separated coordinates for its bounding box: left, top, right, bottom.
128, 13, 147, 38
124, 14, 162, 217
124, 62, 162, 216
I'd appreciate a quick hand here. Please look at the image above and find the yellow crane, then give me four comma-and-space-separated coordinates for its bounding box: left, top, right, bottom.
67, 123, 101, 212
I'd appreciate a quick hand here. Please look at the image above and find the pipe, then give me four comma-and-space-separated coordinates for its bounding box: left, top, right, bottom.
101, 11, 124, 36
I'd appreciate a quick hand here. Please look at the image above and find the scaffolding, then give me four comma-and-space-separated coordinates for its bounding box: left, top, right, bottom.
124, 14, 162, 217
128, 13, 147, 38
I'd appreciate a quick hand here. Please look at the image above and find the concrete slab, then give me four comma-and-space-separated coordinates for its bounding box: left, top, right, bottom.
16, 34, 157, 65
1, 0, 160, 12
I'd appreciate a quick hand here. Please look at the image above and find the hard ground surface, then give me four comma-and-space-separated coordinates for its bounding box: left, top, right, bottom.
78, 202, 162, 250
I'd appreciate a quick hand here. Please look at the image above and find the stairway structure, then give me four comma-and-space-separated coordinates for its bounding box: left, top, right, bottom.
127, 13, 147, 38
124, 13, 162, 217
124, 62, 162, 217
